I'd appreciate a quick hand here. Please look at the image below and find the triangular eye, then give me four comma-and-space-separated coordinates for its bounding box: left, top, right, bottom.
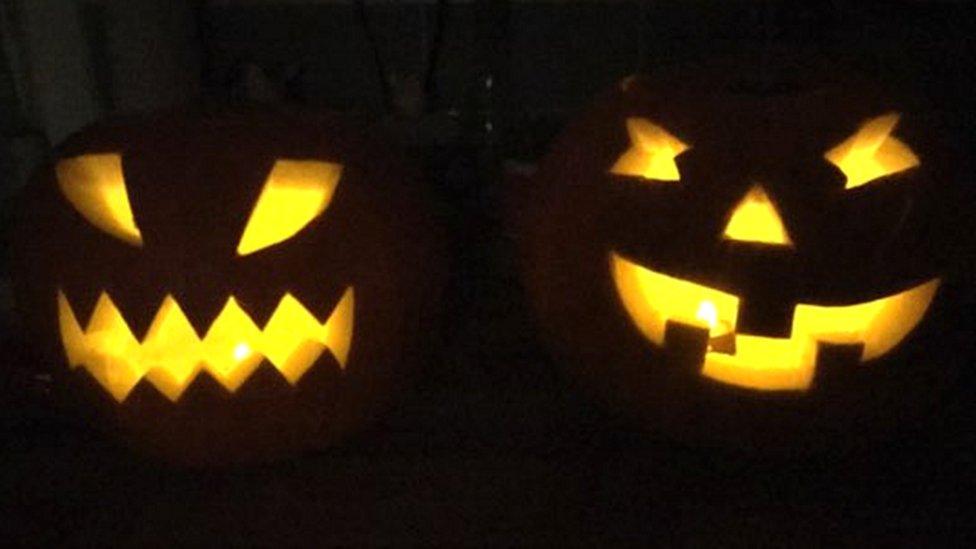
237, 159, 342, 256
610, 117, 690, 182
722, 185, 793, 247
57, 154, 143, 246
824, 113, 919, 190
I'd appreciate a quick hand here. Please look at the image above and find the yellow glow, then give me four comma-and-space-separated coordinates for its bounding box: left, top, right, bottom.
233, 342, 252, 361
695, 301, 719, 331
610, 253, 939, 391
722, 185, 793, 246
237, 159, 343, 256
610, 117, 690, 181
141, 296, 203, 401
56, 288, 354, 402
610, 254, 739, 347
261, 290, 354, 384
56, 154, 143, 246
200, 298, 264, 393
825, 113, 920, 190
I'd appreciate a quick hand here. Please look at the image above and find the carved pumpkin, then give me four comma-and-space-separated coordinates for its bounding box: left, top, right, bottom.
518, 62, 965, 450
12, 108, 440, 465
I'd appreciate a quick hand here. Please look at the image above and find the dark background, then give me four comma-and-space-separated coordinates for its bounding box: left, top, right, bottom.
2, 1, 975, 544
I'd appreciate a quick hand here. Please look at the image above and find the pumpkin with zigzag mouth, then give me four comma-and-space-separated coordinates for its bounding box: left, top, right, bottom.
12, 109, 440, 465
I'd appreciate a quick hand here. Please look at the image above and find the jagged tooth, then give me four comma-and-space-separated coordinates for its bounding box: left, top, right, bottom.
261, 293, 325, 374
278, 340, 327, 385
321, 288, 354, 369
63, 291, 145, 401
86, 292, 128, 335
201, 297, 264, 393
84, 354, 144, 403
145, 363, 204, 402
142, 295, 202, 345
82, 293, 145, 398
57, 291, 86, 367
142, 295, 204, 401
208, 353, 264, 394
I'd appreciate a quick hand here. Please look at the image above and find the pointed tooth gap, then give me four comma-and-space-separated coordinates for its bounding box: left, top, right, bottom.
60, 284, 104, 330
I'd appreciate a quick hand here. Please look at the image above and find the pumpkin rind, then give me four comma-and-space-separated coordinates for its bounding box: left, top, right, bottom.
517, 60, 965, 451
11, 108, 442, 466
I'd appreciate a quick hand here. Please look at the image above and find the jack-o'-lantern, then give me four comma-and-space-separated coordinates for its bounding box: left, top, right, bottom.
517, 61, 968, 451
11, 108, 440, 465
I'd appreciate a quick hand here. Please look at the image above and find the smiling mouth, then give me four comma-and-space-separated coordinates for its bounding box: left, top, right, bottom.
610, 253, 939, 391
57, 288, 354, 402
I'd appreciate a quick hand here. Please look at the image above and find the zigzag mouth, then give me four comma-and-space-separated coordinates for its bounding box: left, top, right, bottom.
57, 288, 354, 402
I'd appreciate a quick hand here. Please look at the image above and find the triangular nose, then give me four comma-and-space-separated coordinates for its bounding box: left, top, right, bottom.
722, 185, 793, 246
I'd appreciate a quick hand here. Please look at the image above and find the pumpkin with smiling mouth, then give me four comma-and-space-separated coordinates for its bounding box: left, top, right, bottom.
516, 62, 964, 450
12, 109, 440, 465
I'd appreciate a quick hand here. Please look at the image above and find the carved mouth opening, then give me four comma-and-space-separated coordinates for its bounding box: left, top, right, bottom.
57, 288, 354, 402
610, 253, 939, 391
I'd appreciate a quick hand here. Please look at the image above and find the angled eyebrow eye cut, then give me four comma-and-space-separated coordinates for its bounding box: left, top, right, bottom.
610, 117, 690, 182
600, 112, 936, 392
824, 112, 920, 190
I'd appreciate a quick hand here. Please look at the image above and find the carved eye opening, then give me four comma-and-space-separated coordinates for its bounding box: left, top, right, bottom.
610, 117, 691, 182
824, 113, 920, 190
57, 153, 143, 246
236, 159, 343, 256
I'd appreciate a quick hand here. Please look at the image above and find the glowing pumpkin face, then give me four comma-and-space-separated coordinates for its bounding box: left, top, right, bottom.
13, 109, 439, 465
608, 114, 940, 392
519, 65, 962, 449
55, 153, 353, 402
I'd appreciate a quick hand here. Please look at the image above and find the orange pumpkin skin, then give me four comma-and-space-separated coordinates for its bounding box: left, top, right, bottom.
11, 108, 441, 466
517, 62, 967, 452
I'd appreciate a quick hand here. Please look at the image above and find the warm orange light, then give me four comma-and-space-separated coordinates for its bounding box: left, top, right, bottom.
722, 185, 793, 246
610, 117, 690, 181
610, 253, 939, 391
237, 159, 343, 256
233, 342, 252, 361
825, 113, 919, 190
609, 254, 739, 347
56, 154, 143, 246
695, 300, 719, 331
57, 288, 354, 402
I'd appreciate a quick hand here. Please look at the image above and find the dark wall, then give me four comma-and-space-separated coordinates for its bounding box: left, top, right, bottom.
199, 1, 976, 159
